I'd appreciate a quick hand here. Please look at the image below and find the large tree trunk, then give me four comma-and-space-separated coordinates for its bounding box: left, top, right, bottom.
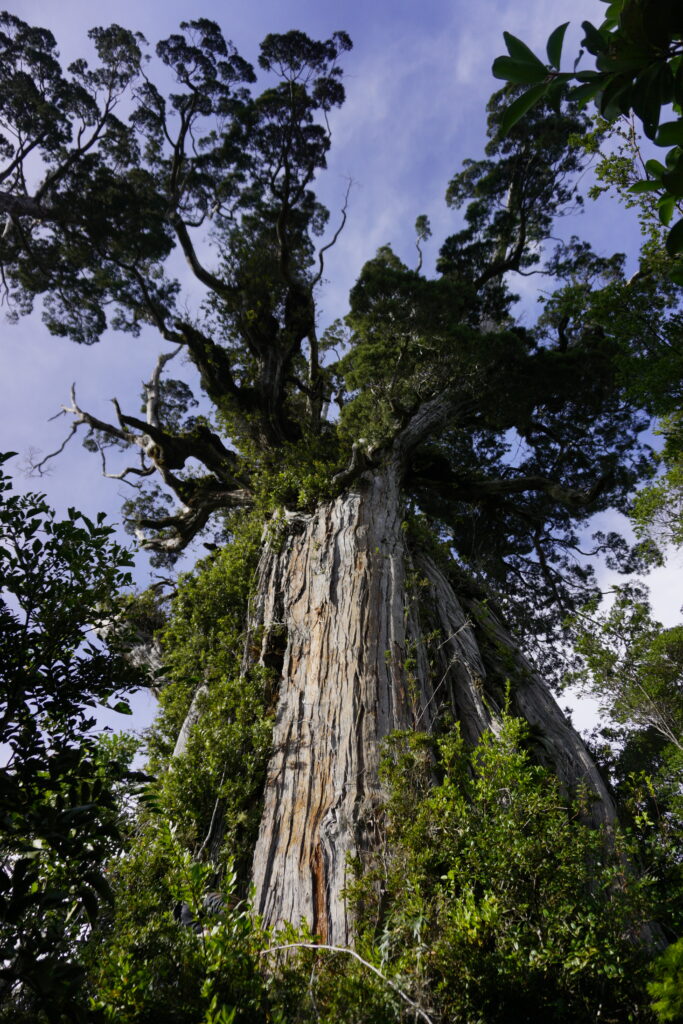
245, 464, 617, 945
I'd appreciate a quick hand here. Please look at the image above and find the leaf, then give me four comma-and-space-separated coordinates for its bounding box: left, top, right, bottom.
665, 216, 683, 256
628, 179, 662, 194
599, 74, 635, 120
665, 145, 683, 170
571, 79, 605, 108
601, 1, 625, 30
645, 159, 667, 179
581, 21, 608, 55
545, 78, 567, 114
499, 83, 549, 135
109, 700, 133, 715
632, 64, 673, 138
78, 885, 99, 924
492, 56, 548, 85
503, 32, 546, 69
546, 23, 569, 71
657, 195, 676, 226
82, 870, 113, 903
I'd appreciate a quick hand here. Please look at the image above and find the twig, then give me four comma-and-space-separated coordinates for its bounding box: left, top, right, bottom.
259, 943, 434, 1024
196, 765, 227, 860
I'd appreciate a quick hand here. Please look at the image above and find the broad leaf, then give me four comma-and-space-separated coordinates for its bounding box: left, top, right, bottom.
492, 56, 548, 85
504, 31, 546, 69
581, 21, 608, 55
628, 179, 663, 194
665, 215, 683, 255
645, 158, 667, 179
546, 23, 569, 71
657, 195, 676, 226
500, 83, 549, 135
571, 79, 605, 107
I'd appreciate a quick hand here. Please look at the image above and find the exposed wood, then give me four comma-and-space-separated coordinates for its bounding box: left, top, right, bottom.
237, 469, 618, 943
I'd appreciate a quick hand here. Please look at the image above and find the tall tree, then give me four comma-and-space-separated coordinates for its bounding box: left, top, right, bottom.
0, 13, 656, 945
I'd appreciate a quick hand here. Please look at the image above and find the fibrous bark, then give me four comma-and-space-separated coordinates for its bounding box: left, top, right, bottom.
241, 464, 616, 945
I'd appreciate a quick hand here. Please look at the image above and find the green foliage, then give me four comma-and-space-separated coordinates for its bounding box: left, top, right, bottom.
350, 715, 661, 1023
0, 453, 146, 1021
87, 826, 208, 1022
493, 0, 683, 256
77, 712, 681, 1024
145, 508, 271, 879
338, 244, 479, 446
84, 821, 402, 1023
649, 938, 683, 1022
632, 413, 683, 547
565, 115, 683, 552
86, 825, 269, 1023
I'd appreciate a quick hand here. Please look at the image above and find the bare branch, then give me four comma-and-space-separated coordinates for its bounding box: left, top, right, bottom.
144, 344, 183, 427
134, 485, 252, 554
100, 449, 155, 487
27, 418, 79, 476
331, 441, 374, 490
312, 178, 352, 288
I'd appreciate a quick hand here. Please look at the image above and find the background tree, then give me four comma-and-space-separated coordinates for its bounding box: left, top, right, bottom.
492, 0, 683, 259
0, 8, 667, 974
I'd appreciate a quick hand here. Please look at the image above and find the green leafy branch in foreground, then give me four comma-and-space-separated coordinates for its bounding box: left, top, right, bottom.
492, 0, 683, 260
78, 712, 682, 1023
347, 713, 677, 1024
0, 453, 147, 1022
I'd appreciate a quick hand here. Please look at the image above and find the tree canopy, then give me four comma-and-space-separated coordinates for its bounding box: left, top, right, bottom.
0, 12, 665, 668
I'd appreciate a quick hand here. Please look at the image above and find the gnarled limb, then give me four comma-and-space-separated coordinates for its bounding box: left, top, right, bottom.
30, 347, 255, 553
134, 484, 252, 554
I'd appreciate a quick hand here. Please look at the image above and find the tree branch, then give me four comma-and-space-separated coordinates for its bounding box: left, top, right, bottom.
259, 943, 434, 1024
408, 461, 613, 512
392, 391, 479, 467
171, 215, 236, 301
134, 484, 252, 554
312, 178, 352, 288
0, 191, 64, 225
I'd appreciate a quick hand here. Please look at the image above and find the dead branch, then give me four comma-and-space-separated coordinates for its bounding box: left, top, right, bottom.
312, 178, 352, 288
133, 485, 252, 554
145, 344, 183, 427
259, 943, 434, 1024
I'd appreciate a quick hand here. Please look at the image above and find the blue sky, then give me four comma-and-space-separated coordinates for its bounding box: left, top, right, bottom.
1, 1, 680, 730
